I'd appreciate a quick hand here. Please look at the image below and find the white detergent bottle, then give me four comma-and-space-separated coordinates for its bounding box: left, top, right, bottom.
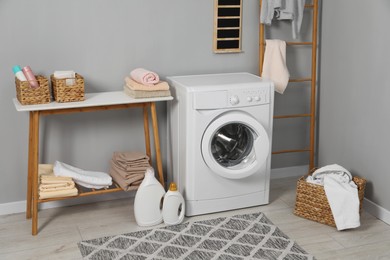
162, 182, 185, 225
134, 167, 166, 227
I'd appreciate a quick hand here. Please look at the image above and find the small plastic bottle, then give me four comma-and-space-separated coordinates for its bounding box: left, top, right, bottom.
134, 167, 166, 227
12, 65, 27, 81
162, 182, 185, 225
22, 66, 39, 88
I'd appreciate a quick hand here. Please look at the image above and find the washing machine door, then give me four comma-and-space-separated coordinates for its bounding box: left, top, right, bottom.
201, 111, 270, 179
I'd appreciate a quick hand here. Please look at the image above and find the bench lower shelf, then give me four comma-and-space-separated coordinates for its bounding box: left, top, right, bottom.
38, 182, 126, 203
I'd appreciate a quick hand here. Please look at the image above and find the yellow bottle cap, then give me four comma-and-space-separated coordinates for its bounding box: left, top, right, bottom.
169, 182, 177, 191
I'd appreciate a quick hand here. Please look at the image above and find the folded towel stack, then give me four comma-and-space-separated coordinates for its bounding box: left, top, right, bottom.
53, 161, 112, 189
38, 164, 78, 199
124, 68, 171, 99
109, 151, 151, 191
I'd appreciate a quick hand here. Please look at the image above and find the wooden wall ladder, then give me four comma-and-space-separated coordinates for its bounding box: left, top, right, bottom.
259, 0, 319, 171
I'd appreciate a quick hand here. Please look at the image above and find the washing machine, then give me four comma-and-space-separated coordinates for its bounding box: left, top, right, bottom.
167, 72, 274, 216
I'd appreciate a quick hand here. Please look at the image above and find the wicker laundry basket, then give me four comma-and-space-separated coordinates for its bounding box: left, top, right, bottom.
294, 172, 366, 227
15, 75, 51, 105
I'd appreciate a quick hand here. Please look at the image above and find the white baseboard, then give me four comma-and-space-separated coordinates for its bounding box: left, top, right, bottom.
2, 165, 390, 227
271, 165, 309, 179
363, 198, 390, 225
0, 165, 306, 216
0, 192, 134, 216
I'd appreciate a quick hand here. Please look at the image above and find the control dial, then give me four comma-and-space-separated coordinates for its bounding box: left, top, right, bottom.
229, 95, 239, 105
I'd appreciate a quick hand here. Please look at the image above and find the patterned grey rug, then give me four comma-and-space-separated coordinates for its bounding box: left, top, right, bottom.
78, 212, 315, 260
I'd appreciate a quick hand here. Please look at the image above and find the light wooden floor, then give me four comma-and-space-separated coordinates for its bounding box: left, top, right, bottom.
1, 176, 390, 260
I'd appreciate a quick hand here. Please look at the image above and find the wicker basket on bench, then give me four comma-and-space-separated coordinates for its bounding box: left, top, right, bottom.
15, 75, 51, 105
51, 73, 85, 103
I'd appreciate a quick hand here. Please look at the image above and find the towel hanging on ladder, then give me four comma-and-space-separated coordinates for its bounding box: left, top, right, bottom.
261, 39, 290, 94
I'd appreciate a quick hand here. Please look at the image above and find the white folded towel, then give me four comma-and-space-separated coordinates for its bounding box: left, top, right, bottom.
54, 70, 76, 86
261, 39, 290, 94
307, 164, 360, 230
53, 161, 112, 189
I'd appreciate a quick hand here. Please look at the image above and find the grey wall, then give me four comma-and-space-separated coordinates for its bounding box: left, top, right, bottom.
0, 0, 263, 204
319, 0, 390, 210
0, 0, 314, 206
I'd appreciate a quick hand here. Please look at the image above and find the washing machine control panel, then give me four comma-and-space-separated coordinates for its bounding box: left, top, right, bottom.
228, 88, 269, 107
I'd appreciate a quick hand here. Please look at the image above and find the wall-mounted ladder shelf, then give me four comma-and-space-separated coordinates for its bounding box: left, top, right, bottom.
259, 0, 319, 171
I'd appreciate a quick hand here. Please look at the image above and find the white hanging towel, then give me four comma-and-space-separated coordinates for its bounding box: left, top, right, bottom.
308, 164, 361, 231
261, 39, 290, 94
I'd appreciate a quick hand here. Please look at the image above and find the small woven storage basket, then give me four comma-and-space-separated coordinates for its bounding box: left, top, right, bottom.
294, 173, 366, 227
51, 73, 85, 103
15, 75, 51, 105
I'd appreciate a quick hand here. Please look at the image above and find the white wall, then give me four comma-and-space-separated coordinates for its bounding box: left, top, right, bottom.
318, 0, 390, 211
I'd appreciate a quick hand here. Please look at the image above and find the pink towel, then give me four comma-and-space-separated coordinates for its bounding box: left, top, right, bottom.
130, 68, 160, 86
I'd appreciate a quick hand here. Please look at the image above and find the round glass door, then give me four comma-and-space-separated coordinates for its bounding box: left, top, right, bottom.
201, 111, 270, 179
211, 123, 254, 168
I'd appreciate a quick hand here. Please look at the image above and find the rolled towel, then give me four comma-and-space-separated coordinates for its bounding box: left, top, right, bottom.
125, 77, 170, 91
130, 68, 160, 85
53, 161, 112, 188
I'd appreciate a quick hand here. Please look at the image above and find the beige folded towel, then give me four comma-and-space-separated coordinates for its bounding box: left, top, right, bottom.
113, 151, 149, 162
112, 164, 150, 175
39, 182, 76, 192
125, 77, 170, 91
39, 188, 78, 199
39, 164, 55, 176
110, 159, 149, 181
124, 86, 171, 99
110, 168, 143, 192
112, 159, 150, 171
38, 164, 78, 199
40, 175, 74, 184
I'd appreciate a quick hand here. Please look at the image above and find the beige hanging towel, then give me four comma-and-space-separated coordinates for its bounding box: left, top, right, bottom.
261, 39, 290, 94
